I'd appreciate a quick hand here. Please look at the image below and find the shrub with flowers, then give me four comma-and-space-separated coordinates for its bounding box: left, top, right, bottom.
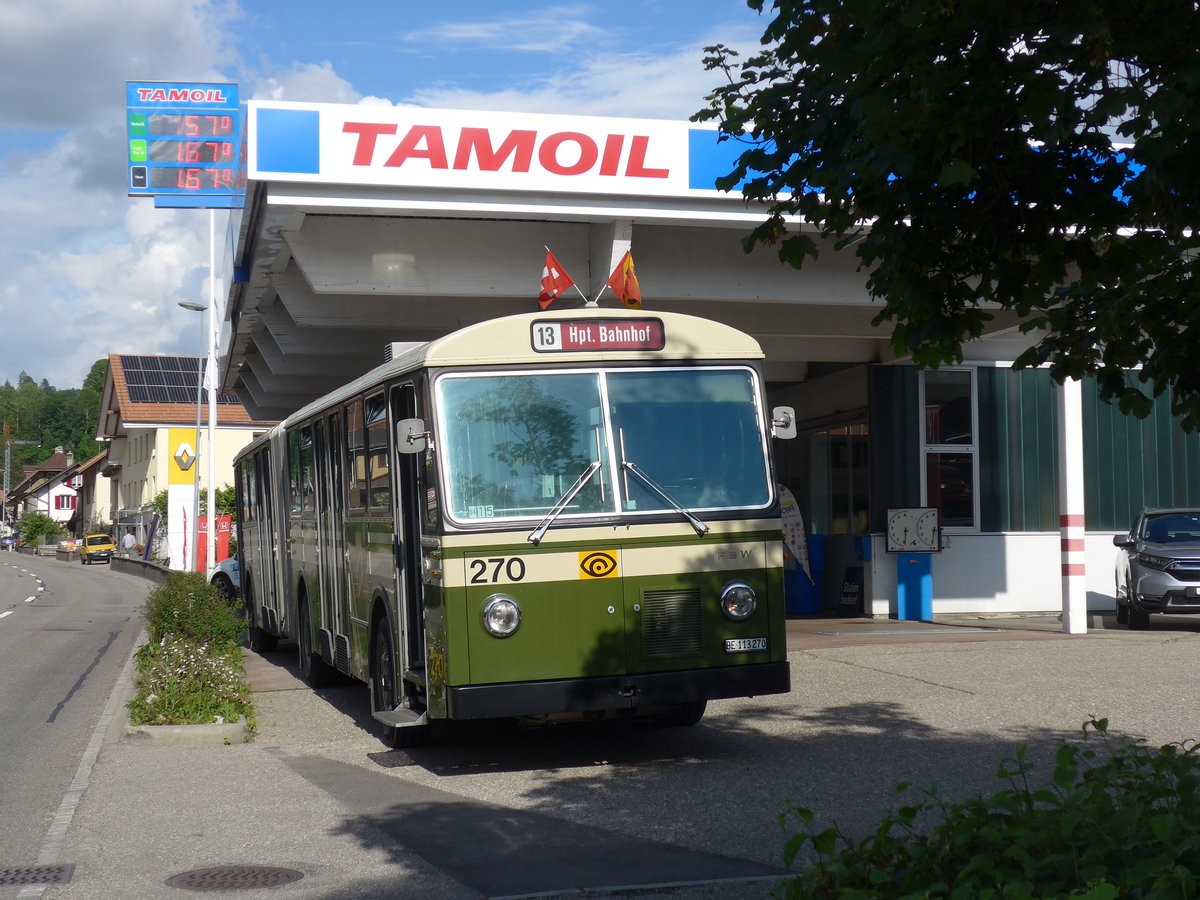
128, 571, 254, 729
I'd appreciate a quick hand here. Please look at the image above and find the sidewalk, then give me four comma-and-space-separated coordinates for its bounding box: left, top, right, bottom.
20, 610, 1198, 900
783, 611, 1098, 650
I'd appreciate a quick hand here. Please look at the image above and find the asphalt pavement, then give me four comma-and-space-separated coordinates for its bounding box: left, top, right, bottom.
9, 609, 1200, 900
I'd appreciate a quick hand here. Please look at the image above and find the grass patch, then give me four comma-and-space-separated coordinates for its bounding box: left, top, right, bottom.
775, 719, 1200, 899
128, 571, 254, 730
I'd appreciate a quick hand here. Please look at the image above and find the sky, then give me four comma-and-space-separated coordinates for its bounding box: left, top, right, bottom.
0, 0, 766, 390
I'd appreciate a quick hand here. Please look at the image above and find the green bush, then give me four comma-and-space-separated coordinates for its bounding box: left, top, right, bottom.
16, 511, 63, 545
129, 571, 253, 728
141, 571, 244, 646
776, 720, 1200, 900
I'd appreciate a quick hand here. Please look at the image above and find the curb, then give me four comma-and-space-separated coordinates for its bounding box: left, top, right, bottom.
122, 716, 249, 747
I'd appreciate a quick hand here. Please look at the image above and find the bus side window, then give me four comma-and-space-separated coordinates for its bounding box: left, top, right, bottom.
365, 393, 391, 510
299, 426, 315, 515
287, 430, 302, 515
346, 398, 366, 510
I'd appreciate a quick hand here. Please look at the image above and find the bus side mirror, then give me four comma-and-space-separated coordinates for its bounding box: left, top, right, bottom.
396, 418, 428, 454
771, 406, 797, 440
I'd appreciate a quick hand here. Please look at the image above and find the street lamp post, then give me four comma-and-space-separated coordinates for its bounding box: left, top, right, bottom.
178, 301, 205, 572
178, 238, 218, 579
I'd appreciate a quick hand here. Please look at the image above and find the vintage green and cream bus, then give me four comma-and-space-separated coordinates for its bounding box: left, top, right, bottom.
234, 307, 796, 746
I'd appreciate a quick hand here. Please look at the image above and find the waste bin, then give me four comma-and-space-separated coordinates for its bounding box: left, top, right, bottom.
785, 533, 825, 615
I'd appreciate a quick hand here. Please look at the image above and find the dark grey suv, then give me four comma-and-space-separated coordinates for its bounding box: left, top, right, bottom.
1113, 508, 1200, 629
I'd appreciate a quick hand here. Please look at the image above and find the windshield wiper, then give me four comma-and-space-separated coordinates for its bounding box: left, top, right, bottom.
527, 461, 602, 546
621, 460, 709, 536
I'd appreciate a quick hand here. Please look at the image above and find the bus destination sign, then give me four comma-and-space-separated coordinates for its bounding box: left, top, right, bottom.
532, 318, 666, 352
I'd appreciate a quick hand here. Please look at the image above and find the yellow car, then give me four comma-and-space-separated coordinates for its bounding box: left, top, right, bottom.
79, 533, 115, 565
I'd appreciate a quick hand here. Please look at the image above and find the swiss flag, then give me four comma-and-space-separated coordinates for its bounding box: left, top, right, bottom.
538, 250, 575, 310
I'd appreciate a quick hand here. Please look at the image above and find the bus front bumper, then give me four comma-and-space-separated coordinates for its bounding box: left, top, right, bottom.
447, 661, 790, 721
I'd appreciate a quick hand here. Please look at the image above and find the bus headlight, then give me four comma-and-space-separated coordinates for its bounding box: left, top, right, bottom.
482, 594, 522, 638
720, 581, 757, 621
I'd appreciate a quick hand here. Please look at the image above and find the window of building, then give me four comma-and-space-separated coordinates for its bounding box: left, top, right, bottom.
921, 368, 978, 530
55, 494, 76, 511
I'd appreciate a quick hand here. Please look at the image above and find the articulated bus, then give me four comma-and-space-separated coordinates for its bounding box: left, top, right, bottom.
235, 307, 797, 746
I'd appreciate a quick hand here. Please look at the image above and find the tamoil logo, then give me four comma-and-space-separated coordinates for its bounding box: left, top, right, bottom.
579, 550, 617, 579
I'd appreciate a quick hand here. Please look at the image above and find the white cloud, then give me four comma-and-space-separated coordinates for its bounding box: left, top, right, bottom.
407, 36, 759, 121
251, 61, 360, 104
0, 0, 238, 131
0, 0, 234, 387
403, 5, 605, 54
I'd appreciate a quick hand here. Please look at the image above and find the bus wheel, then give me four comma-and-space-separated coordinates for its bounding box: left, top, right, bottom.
298, 603, 336, 687
371, 625, 431, 749
659, 700, 707, 727
243, 585, 278, 653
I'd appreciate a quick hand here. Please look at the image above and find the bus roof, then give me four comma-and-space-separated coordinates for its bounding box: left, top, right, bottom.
279, 307, 764, 428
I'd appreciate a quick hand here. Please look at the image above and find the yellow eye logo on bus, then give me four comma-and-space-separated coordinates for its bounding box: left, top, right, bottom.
579, 551, 618, 579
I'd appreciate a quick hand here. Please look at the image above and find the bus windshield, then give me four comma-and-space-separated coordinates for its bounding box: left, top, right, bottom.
437, 367, 771, 523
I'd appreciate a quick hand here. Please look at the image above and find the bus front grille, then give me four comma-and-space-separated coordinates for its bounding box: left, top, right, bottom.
641, 590, 702, 657
335, 634, 352, 674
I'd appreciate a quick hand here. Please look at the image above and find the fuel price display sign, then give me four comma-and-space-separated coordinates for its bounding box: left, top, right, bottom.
127, 82, 245, 206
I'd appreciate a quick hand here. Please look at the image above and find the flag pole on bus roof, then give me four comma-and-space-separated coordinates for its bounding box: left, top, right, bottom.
538, 247, 590, 310
594, 250, 642, 309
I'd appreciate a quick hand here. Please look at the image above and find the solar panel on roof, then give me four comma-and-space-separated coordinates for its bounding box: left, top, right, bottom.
119, 355, 241, 405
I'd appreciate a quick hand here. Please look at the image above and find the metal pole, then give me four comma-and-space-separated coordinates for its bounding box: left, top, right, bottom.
206, 208, 217, 579
178, 301, 205, 571
194, 356, 202, 571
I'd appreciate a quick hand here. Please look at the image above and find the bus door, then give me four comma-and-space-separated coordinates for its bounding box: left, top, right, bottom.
315, 413, 347, 662
390, 382, 427, 687
253, 444, 283, 634
290, 426, 319, 604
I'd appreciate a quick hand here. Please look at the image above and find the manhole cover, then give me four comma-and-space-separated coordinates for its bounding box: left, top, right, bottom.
165, 866, 304, 891
0, 865, 75, 886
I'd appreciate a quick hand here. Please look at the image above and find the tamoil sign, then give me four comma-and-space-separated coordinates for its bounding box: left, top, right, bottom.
249, 102, 733, 198
126, 81, 244, 203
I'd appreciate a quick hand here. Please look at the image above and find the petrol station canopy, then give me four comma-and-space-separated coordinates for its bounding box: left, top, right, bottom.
221, 101, 1030, 420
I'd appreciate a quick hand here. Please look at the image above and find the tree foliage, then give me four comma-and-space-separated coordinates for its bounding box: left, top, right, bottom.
695, 0, 1200, 426
0, 360, 106, 470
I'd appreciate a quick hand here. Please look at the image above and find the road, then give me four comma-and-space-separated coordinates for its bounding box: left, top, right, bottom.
0, 553, 149, 871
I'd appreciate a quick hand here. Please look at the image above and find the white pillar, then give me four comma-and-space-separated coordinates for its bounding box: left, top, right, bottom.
1057, 377, 1087, 633
588, 220, 632, 301
205, 208, 218, 579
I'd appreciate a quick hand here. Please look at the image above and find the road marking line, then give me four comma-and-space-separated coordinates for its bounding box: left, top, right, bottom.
0, 611, 12, 619
26, 597, 36, 603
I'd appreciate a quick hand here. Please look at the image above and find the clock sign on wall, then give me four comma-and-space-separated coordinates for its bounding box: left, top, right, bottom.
886, 507, 940, 553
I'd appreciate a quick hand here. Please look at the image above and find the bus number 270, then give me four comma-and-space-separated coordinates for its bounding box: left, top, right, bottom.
469, 557, 527, 584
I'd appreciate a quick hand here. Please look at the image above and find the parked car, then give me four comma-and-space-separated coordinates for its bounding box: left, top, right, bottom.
210, 556, 240, 603
79, 533, 116, 565
1113, 508, 1200, 628
0, 532, 19, 549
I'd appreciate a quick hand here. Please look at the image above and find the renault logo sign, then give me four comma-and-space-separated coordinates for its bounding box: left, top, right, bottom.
174, 442, 196, 471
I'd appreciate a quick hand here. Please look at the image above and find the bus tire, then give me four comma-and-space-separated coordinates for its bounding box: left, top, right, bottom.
297, 599, 337, 687
371, 624, 431, 749
248, 625, 277, 653
243, 583, 278, 653
659, 700, 707, 727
